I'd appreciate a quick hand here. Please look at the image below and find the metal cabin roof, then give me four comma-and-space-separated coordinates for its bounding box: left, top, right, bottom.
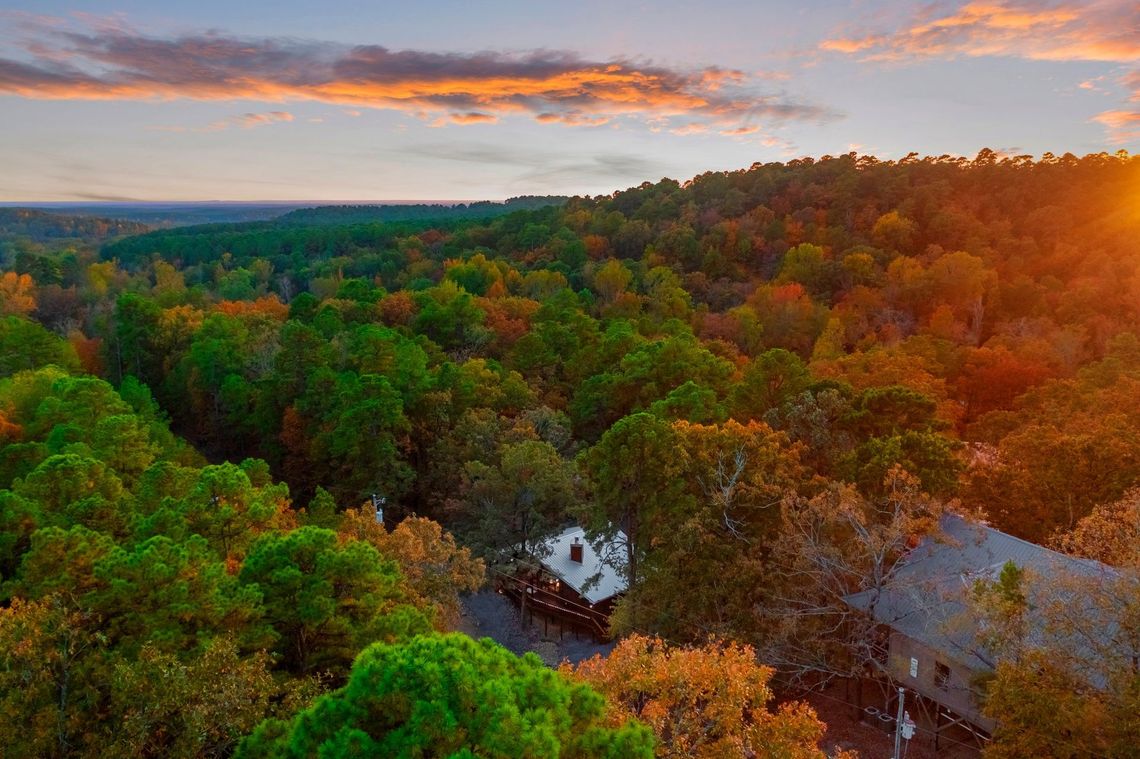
845, 514, 1115, 673
539, 526, 628, 605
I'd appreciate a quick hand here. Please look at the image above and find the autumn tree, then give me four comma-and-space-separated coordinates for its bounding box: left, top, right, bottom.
0, 596, 102, 758
761, 469, 946, 681
968, 557, 1140, 758
338, 509, 485, 629
1055, 487, 1140, 567
965, 336, 1140, 541
567, 635, 838, 759
0, 271, 37, 316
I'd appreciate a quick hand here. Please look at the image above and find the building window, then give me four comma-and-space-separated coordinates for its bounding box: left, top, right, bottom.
935, 661, 951, 690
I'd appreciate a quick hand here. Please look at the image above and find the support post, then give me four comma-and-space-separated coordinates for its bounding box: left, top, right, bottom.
892, 687, 905, 759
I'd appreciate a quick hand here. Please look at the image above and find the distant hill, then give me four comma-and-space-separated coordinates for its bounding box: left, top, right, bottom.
0, 203, 310, 228
276, 196, 568, 226
0, 207, 150, 242
2, 197, 568, 230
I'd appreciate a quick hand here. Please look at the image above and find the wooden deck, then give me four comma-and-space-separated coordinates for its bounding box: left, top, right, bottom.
495, 573, 611, 642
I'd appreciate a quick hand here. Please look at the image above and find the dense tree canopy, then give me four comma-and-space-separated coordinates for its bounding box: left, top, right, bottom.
3, 151, 1139, 757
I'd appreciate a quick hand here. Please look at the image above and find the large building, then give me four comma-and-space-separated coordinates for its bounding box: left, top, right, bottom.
844, 514, 1113, 748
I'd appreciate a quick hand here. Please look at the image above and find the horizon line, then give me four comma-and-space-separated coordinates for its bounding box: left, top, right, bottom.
0, 199, 514, 206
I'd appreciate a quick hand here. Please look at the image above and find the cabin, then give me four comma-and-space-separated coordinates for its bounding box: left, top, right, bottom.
498, 526, 627, 641
844, 514, 1113, 751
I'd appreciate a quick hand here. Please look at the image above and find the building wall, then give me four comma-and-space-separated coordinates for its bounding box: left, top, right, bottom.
887, 631, 995, 732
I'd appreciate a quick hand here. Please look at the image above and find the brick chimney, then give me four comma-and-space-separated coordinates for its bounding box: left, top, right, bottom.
569, 536, 583, 563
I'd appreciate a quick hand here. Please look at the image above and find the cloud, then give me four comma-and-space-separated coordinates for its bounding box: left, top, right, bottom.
516, 154, 665, 185
153, 110, 295, 133
400, 141, 666, 187
233, 111, 294, 128
449, 111, 497, 124
821, 1, 1139, 64
821, 1, 1140, 144
534, 111, 610, 126
1092, 109, 1140, 143
0, 19, 834, 135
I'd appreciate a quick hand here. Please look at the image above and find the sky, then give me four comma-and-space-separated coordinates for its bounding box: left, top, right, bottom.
0, 0, 1136, 201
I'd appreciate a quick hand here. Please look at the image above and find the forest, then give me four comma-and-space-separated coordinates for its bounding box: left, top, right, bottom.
1, 149, 1139, 757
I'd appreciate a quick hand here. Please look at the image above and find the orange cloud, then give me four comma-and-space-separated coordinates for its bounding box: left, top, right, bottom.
1093, 109, 1140, 143
234, 111, 294, 128
151, 109, 295, 133
0, 21, 833, 134
819, 36, 884, 54
822, 1, 1139, 145
449, 112, 497, 124
822, 1, 1139, 63
534, 111, 610, 126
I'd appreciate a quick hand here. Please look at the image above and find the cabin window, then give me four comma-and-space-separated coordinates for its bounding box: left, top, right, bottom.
870, 627, 889, 666
935, 661, 951, 690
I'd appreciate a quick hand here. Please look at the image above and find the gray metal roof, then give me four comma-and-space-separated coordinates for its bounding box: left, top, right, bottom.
845, 514, 1115, 673
539, 525, 627, 605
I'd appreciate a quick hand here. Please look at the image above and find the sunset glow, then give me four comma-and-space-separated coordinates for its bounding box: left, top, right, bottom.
0, 0, 1136, 200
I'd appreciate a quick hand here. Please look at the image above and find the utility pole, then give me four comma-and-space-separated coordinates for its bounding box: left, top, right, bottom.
892, 686, 906, 759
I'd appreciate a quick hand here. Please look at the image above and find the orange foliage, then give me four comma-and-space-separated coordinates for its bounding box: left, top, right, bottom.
338, 509, 484, 629
813, 347, 963, 427
583, 233, 610, 260
0, 409, 23, 443
215, 295, 289, 320
379, 291, 417, 325
159, 304, 205, 334
567, 635, 837, 759
0, 272, 36, 316
957, 346, 1054, 422
483, 279, 507, 299
68, 332, 105, 376
770, 282, 808, 304
279, 405, 308, 458
476, 296, 539, 352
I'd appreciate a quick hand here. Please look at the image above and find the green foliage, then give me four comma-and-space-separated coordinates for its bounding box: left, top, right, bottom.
845, 430, 962, 497
235, 633, 655, 759
0, 316, 80, 377
239, 527, 429, 675
461, 438, 578, 562
582, 413, 693, 596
